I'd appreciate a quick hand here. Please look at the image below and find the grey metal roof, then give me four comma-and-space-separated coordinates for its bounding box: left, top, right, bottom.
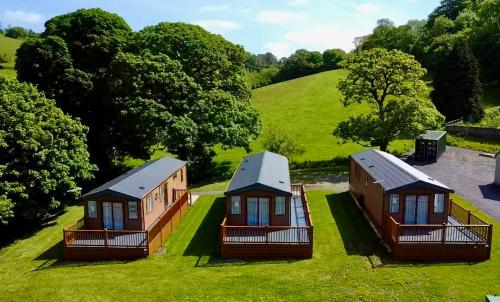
81, 156, 187, 200
225, 151, 292, 196
351, 149, 453, 193
417, 130, 446, 141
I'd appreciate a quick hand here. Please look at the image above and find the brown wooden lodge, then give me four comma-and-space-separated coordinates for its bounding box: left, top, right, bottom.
221, 151, 313, 259
349, 149, 493, 261
63, 156, 190, 260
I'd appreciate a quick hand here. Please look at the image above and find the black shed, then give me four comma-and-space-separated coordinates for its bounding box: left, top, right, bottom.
414, 130, 447, 162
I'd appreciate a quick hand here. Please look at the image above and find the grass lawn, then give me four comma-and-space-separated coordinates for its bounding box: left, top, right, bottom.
1, 191, 498, 301
448, 135, 500, 154
0, 34, 22, 79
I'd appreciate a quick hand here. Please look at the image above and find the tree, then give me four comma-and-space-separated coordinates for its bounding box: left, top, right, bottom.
335, 48, 444, 151
322, 49, 345, 70
431, 41, 484, 121
261, 124, 305, 159
5, 27, 27, 39
112, 23, 261, 179
15, 8, 132, 180
0, 76, 96, 226
428, 0, 469, 25
277, 49, 323, 81
0, 53, 8, 64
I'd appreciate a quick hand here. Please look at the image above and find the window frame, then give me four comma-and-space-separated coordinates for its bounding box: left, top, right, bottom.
434, 193, 445, 214
128, 201, 138, 219
275, 196, 286, 215
146, 195, 154, 214
88, 200, 97, 219
231, 196, 241, 215
389, 194, 399, 214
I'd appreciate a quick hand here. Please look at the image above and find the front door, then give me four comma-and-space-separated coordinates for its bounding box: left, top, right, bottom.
102, 202, 124, 229
247, 197, 270, 226
404, 195, 429, 224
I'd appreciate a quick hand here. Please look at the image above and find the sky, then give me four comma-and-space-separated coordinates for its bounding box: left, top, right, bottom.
0, 0, 440, 58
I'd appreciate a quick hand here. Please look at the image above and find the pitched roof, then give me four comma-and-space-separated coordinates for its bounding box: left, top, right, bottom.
351, 149, 453, 193
225, 151, 292, 196
81, 156, 187, 200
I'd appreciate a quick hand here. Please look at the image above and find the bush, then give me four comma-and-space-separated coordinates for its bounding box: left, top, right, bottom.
247, 66, 280, 88
261, 124, 305, 159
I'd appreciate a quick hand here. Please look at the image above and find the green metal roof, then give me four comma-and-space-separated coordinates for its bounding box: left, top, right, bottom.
417, 130, 446, 141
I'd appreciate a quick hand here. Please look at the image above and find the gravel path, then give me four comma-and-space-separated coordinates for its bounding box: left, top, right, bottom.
407, 146, 500, 222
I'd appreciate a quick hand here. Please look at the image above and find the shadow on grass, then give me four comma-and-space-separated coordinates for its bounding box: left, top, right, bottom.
325, 192, 482, 268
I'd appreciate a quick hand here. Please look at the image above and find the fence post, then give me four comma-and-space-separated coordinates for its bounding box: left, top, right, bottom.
467, 211, 471, 224
441, 223, 447, 244
265, 226, 269, 245
395, 223, 400, 243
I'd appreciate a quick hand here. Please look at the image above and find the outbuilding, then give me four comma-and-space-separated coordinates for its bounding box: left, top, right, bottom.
414, 130, 447, 162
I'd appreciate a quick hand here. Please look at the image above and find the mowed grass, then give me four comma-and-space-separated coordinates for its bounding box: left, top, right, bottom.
0, 34, 22, 79
1, 191, 498, 301
214, 70, 413, 170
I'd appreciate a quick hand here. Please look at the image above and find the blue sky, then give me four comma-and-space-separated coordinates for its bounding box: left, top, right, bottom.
0, 0, 440, 58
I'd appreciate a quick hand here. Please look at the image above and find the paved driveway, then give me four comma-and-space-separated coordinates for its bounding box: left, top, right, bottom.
408, 146, 500, 222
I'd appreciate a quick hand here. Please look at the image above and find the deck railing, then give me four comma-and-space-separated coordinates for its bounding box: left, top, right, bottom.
63, 189, 190, 257
386, 200, 493, 246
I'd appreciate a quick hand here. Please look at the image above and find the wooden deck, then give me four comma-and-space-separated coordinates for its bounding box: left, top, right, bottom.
63, 190, 190, 261
220, 184, 313, 259
385, 200, 493, 260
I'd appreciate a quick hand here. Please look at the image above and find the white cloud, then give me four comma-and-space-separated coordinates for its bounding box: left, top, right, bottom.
256, 10, 309, 24
264, 42, 292, 59
200, 4, 230, 12
287, 0, 308, 6
284, 25, 362, 52
4, 10, 42, 23
356, 3, 378, 14
194, 20, 241, 32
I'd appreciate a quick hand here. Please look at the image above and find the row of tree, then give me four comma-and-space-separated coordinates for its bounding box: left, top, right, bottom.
356, 0, 498, 122
1, 8, 262, 228
247, 48, 346, 88
1, 26, 39, 39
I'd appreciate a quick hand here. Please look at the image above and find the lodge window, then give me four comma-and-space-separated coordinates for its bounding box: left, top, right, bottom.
275, 196, 286, 215
88, 200, 97, 218
389, 194, 399, 213
231, 196, 241, 215
146, 195, 153, 213
128, 201, 138, 219
434, 194, 445, 213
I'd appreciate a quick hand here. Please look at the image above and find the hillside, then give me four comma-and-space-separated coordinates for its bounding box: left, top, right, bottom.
214, 70, 412, 169
0, 34, 22, 79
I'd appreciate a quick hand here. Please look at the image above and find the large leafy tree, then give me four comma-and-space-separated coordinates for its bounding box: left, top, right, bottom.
110, 24, 261, 178
276, 49, 323, 81
431, 41, 484, 121
0, 76, 95, 225
335, 48, 444, 151
16, 8, 132, 180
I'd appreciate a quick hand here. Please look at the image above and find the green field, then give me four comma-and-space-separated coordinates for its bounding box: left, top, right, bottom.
214, 70, 413, 169
0, 191, 498, 301
0, 34, 22, 79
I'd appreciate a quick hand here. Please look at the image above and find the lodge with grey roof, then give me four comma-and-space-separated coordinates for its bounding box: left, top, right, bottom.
349, 149, 492, 261
63, 156, 190, 261
220, 151, 313, 259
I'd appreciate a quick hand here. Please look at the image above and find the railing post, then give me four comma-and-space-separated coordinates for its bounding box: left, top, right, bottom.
441, 223, 446, 244
467, 211, 471, 224
395, 223, 400, 243
265, 226, 269, 245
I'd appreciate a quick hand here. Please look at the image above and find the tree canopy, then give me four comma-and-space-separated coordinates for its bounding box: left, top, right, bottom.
0, 76, 95, 225
335, 48, 444, 151
15, 10, 261, 180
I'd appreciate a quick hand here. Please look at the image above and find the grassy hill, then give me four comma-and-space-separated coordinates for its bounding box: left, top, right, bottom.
0, 34, 22, 79
213, 70, 412, 169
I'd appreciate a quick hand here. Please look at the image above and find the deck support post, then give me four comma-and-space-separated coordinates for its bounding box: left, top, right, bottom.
441, 223, 447, 244
467, 211, 471, 224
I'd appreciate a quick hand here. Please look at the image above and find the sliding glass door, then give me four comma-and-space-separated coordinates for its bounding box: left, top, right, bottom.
247, 197, 270, 226
404, 195, 429, 224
